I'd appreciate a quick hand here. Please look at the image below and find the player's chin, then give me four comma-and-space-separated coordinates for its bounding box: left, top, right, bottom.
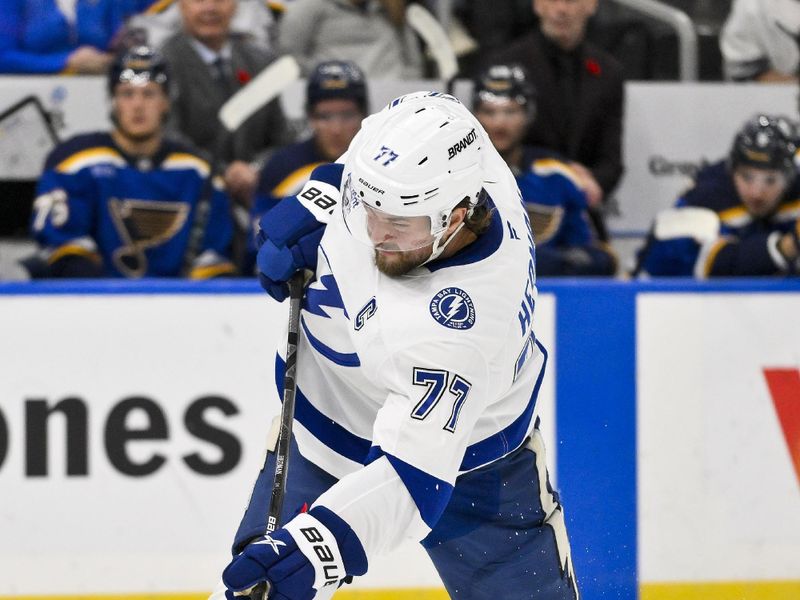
374, 248, 423, 276
118, 123, 160, 142
744, 200, 773, 218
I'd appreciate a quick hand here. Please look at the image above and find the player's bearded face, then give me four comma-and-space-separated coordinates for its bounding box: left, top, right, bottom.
365, 208, 437, 275
374, 244, 435, 276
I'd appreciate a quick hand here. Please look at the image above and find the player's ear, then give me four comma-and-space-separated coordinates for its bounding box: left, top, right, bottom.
447, 207, 468, 234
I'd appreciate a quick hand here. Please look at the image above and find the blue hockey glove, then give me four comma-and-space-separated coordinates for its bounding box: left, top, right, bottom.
256, 224, 324, 302
256, 165, 342, 301
222, 507, 367, 600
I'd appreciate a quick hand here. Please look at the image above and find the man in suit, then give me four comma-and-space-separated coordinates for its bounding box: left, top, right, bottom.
487, 0, 624, 237
161, 0, 292, 209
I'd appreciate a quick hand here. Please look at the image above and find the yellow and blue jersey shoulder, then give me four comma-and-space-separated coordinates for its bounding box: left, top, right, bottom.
32, 132, 233, 278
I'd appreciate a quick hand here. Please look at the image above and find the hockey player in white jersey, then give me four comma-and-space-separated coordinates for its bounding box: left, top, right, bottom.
219, 92, 579, 600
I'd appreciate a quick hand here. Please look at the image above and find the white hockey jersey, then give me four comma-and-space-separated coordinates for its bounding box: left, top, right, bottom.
278, 93, 548, 556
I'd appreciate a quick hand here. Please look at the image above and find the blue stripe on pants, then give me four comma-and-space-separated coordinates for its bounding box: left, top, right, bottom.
422, 438, 578, 600
232, 433, 578, 600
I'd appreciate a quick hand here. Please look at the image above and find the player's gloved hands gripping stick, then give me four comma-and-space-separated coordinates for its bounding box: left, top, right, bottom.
256, 165, 341, 301
222, 506, 367, 600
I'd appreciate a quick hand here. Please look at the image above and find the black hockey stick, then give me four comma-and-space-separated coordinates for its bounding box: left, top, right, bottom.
247, 270, 305, 600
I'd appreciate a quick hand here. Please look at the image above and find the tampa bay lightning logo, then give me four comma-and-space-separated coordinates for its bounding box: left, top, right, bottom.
429, 287, 476, 330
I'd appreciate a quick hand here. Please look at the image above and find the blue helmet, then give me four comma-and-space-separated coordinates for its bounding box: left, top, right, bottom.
306, 60, 368, 114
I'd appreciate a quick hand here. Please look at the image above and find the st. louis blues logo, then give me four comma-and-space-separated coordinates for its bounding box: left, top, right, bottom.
429, 287, 476, 330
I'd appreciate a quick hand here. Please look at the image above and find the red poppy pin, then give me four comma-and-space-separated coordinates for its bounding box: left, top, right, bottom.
585, 58, 601, 76
236, 69, 252, 85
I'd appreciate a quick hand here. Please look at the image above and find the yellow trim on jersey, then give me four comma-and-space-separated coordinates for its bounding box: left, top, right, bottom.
272, 162, 325, 198
163, 152, 211, 178
531, 158, 583, 189
56, 147, 125, 174
145, 0, 175, 14
641, 580, 800, 600
47, 244, 101, 265
776, 198, 800, 220
718, 199, 800, 227
189, 262, 237, 280
701, 237, 731, 277
717, 205, 747, 221
267, 0, 286, 13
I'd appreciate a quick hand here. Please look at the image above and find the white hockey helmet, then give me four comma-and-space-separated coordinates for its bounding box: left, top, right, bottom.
342, 94, 485, 259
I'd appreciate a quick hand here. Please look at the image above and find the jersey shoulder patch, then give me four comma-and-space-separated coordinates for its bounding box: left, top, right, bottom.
428, 287, 476, 330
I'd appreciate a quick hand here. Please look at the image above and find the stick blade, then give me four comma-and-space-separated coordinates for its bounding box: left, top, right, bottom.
218, 55, 301, 132
406, 5, 458, 82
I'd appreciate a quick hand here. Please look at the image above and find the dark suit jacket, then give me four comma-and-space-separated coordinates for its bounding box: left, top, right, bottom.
487, 30, 625, 196
161, 32, 292, 166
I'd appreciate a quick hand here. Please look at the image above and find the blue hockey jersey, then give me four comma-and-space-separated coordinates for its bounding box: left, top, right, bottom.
31, 132, 236, 278
515, 147, 616, 276
638, 160, 800, 277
